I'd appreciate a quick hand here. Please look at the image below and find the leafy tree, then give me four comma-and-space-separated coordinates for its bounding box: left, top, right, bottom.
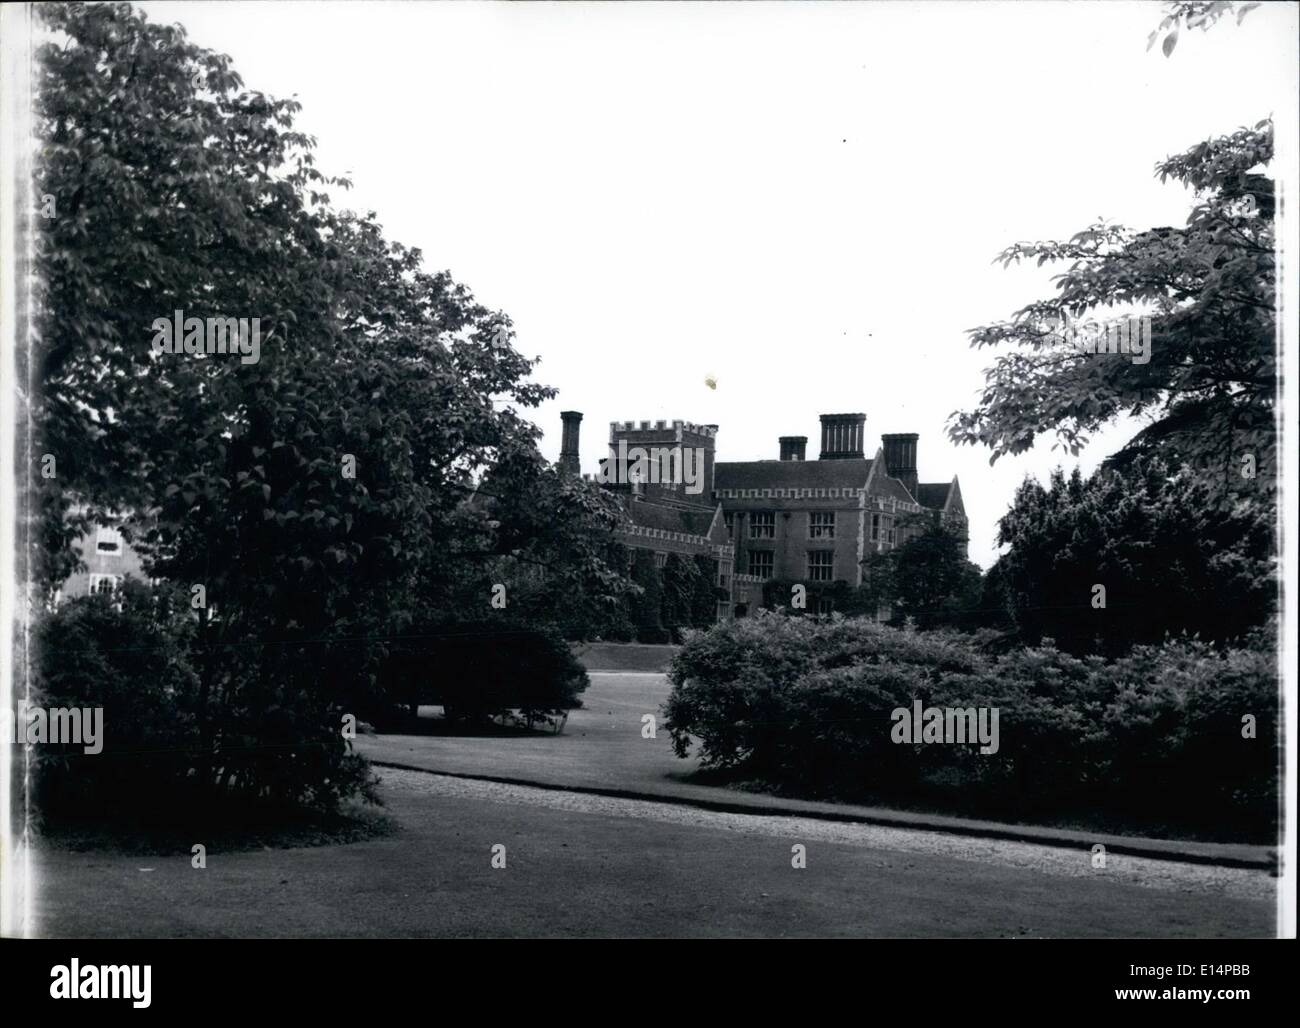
1147, 1, 1260, 58
858, 521, 982, 630
451, 448, 638, 640
972, 555, 1016, 633
948, 120, 1276, 502
891, 525, 981, 629
996, 460, 1274, 655
31, 2, 629, 809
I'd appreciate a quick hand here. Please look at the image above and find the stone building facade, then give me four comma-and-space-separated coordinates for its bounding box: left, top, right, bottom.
563, 409, 966, 620
56, 410, 964, 626
570, 414, 735, 622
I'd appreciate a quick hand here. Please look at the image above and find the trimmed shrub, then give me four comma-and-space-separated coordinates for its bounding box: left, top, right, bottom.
665, 613, 988, 775
664, 611, 1278, 837
379, 617, 589, 722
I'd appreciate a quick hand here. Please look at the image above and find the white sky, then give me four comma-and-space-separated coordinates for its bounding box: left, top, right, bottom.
138, 0, 1298, 568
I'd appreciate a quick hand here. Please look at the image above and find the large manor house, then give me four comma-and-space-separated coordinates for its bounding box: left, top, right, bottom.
560, 410, 966, 619
60, 409, 965, 624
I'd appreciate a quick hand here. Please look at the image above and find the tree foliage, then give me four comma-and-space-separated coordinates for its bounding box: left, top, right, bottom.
948, 120, 1276, 502
31, 2, 629, 810
996, 460, 1275, 655
859, 520, 983, 630
1147, 2, 1260, 58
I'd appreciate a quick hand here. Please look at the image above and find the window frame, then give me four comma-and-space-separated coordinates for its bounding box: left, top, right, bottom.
808, 511, 835, 540
88, 573, 120, 596
748, 511, 776, 540
806, 550, 833, 582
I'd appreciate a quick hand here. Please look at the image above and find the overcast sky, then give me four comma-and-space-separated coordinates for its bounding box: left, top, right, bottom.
138, 0, 1298, 568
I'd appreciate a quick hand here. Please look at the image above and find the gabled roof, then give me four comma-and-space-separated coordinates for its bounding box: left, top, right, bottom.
872, 473, 917, 505
714, 458, 873, 492
915, 482, 953, 510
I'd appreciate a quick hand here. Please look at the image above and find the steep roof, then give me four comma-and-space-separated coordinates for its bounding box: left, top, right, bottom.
714, 458, 873, 492
872, 473, 918, 505
915, 482, 953, 510
626, 498, 718, 537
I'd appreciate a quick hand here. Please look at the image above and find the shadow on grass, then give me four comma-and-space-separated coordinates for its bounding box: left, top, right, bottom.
680, 766, 1275, 845
36, 798, 397, 856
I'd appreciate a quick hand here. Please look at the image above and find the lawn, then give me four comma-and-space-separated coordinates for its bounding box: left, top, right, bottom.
356, 673, 1274, 868
34, 770, 1275, 938
571, 641, 679, 672
360, 672, 699, 797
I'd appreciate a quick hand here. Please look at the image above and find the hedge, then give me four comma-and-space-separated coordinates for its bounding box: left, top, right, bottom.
664, 612, 1277, 837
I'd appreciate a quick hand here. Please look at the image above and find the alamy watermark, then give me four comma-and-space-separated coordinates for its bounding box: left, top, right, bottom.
2, 702, 103, 754
599, 440, 706, 495
50, 960, 151, 1008
1036, 311, 1151, 365
891, 701, 1000, 755
151, 309, 261, 364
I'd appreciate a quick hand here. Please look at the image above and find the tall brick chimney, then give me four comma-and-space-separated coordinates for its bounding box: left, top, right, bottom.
560, 411, 582, 475
819, 413, 866, 460
881, 433, 919, 497
779, 436, 807, 461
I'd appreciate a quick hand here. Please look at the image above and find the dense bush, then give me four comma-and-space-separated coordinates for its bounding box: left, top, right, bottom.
32, 581, 377, 819
377, 617, 589, 723
997, 461, 1275, 655
664, 611, 1277, 838
33, 582, 200, 815
1099, 631, 1278, 823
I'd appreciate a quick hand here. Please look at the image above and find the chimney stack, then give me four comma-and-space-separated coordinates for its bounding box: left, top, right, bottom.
818, 413, 866, 460
881, 433, 919, 498
779, 436, 807, 461
560, 411, 583, 475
